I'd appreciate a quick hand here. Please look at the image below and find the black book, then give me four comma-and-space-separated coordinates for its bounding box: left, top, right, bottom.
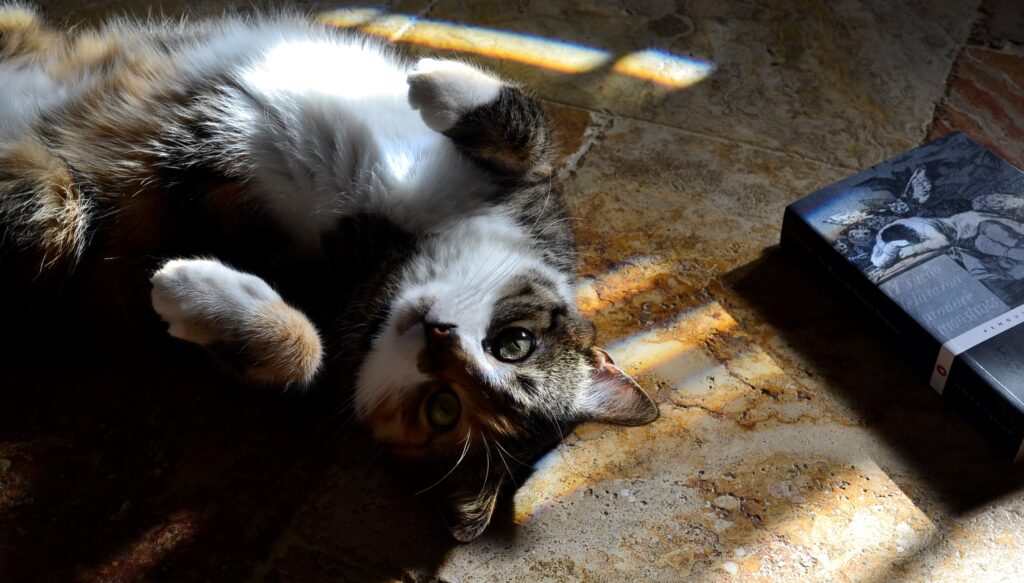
782, 132, 1024, 461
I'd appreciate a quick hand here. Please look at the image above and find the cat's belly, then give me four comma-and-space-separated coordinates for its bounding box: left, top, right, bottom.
183, 28, 499, 241
0, 64, 67, 139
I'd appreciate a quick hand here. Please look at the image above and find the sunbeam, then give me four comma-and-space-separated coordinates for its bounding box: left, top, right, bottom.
318, 8, 715, 88
605, 301, 739, 376
576, 256, 676, 316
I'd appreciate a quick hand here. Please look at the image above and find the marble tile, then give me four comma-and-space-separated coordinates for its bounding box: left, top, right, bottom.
440, 415, 938, 582
563, 117, 846, 320
383, 0, 979, 168
929, 44, 1024, 169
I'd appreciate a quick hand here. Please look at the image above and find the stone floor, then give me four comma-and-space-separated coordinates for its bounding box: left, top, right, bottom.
4, 0, 1024, 581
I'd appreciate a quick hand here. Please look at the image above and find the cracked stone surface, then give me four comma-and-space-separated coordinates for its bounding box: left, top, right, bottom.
3, 0, 1024, 582
403, 0, 980, 169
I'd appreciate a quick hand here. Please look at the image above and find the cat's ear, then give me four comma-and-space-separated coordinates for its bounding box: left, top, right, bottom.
577, 348, 659, 426
440, 474, 504, 542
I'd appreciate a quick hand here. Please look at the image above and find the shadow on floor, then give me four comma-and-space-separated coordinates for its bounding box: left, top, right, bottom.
725, 246, 1024, 516
0, 337, 456, 582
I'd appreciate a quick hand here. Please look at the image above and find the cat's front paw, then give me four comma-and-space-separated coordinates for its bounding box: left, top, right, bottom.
151, 258, 322, 386
407, 58, 504, 132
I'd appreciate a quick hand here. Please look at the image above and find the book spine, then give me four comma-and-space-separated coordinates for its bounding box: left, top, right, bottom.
780, 206, 1024, 460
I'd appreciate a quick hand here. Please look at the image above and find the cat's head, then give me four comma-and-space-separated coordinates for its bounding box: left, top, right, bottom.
354, 230, 658, 541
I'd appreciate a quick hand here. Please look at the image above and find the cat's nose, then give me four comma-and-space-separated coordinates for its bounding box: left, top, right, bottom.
424, 321, 457, 345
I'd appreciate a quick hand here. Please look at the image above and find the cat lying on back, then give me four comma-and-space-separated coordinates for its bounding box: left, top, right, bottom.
0, 4, 658, 540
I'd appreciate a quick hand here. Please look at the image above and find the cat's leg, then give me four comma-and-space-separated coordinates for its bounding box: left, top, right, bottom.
150, 258, 323, 387
407, 58, 555, 182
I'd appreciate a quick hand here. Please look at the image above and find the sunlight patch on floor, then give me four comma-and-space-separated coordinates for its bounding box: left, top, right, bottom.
759, 458, 937, 579
511, 401, 674, 525
318, 8, 715, 88
576, 256, 676, 315
612, 49, 714, 88
605, 301, 738, 376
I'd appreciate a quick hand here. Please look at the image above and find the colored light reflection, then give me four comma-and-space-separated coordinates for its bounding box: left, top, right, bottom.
576, 256, 675, 316
612, 49, 714, 88
607, 301, 738, 376
318, 8, 714, 88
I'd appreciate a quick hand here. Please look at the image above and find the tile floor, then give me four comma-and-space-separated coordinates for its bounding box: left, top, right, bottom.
3, 0, 1024, 581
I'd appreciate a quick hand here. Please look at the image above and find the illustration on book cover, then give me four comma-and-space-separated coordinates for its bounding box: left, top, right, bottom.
797, 132, 1024, 343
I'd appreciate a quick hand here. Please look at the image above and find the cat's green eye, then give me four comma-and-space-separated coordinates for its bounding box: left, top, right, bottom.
492, 327, 535, 363
427, 389, 461, 431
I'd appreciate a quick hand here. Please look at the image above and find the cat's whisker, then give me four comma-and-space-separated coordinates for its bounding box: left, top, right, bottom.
472, 250, 522, 298
478, 435, 492, 499
467, 258, 513, 301
415, 429, 472, 496
449, 251, 515, 313
520, 182, 553, 241
480, 259, 528, 298
464, 239, 515, 294
495, 443, 518, 488
544, 413, 580, 473
494, 440, 532, 469
464, 242, 502, 290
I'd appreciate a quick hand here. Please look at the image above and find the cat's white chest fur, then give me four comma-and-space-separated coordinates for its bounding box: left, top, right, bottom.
223, 35, 497, 238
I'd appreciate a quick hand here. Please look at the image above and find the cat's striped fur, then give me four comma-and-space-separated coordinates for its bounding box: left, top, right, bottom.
0, 4, 658, 540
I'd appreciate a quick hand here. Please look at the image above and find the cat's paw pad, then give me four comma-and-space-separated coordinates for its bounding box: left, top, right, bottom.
151, 258, 278, 344
407, 58, 503, 132
151, 259, 322, 385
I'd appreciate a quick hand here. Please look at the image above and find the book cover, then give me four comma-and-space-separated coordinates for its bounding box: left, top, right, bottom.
782, 131, 1024, 461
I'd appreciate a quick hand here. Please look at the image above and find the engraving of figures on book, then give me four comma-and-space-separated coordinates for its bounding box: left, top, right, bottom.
798, 132, 1024, 342
869, 193, 1024, 294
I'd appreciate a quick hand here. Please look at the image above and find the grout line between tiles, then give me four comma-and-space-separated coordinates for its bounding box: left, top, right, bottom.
557, 110, 613, 182
547, 99, 862, 173
390, 0, 441, 41
416, 0, 442, 18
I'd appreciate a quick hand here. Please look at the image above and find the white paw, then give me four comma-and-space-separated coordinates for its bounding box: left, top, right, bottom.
407, 58, 504, 132
150, 258, 279, 345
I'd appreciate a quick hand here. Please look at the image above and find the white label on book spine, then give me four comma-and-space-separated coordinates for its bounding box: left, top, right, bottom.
930, 303, 1024, 393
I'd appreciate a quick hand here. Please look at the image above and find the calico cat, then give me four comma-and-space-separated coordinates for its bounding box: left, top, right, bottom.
0, 4, 659, 541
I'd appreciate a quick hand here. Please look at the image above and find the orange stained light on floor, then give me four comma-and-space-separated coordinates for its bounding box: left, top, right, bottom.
576, 256, 677, 316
